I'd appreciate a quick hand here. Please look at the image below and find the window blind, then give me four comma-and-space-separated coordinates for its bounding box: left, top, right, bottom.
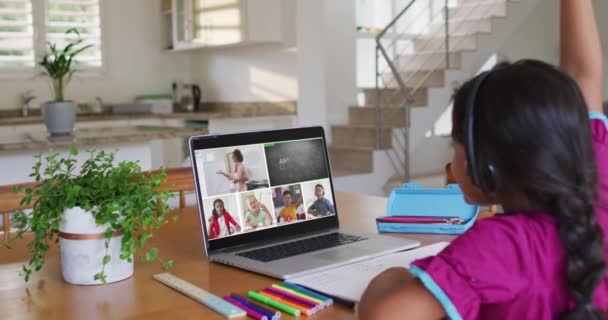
0, 0, 34, 67
46, 0, 102, 67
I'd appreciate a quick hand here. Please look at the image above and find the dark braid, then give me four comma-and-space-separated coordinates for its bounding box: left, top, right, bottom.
452, 60, 606, 318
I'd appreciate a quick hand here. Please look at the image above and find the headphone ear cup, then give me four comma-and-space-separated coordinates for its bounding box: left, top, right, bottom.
479, 164, 499, 193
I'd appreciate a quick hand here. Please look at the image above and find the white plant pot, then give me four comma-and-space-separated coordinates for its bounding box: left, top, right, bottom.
59, 207, 133, 285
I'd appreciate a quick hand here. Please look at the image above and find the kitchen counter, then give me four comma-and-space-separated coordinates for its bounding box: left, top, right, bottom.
0, 125, 207, 152
0, 101, 296, 126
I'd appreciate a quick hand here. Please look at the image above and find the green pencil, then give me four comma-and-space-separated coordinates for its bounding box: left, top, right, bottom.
248, 291, 301, 317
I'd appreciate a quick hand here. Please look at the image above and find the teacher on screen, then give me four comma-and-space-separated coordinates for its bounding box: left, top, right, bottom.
216, 149, 249, 192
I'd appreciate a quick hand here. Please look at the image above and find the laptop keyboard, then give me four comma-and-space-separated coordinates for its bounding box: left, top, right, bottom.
236, 233, 368, 262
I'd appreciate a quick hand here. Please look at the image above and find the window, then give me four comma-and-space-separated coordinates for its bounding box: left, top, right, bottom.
0, 0, 35, 68
0, 0, 102, 70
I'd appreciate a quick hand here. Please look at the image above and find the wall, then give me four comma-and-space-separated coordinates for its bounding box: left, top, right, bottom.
499, 0, 608, 102
190, 0, 298, 103
0, 0, 192, 111
296, 0, 357, 130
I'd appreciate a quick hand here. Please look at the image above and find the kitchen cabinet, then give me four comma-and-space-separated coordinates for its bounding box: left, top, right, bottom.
168, 0, 282, 50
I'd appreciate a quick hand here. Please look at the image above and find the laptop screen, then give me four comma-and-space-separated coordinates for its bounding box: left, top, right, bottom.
190, 127, 339, 253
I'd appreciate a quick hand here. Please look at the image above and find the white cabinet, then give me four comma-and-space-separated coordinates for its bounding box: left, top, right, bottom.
169, 0, 282, 50
14, 124, 45, 134
0, 126, 14, 135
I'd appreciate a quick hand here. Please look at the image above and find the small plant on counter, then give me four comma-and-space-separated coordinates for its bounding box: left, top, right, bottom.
39, 28, 92, 102
3, 148, 177, 284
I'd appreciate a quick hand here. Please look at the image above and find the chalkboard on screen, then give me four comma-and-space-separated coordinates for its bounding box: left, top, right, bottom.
264, 139, 329, 186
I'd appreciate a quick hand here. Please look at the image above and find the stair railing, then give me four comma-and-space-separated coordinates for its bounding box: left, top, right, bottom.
375, 0, 502, 181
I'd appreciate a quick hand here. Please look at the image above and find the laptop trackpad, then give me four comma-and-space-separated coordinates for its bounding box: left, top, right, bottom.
312, 247, 372, 261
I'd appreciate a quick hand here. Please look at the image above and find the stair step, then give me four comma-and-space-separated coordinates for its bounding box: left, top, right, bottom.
448, 1, 506, 20
332, 168, 370, 177
349, 106, 406, 128
413, 35, 477, 52
329, 146, 374, 173
457, 0, 507, 4
362, 87, 428, 107
431, 18, 492, 36
394, 52, 461, 71
332, 125, 392, 149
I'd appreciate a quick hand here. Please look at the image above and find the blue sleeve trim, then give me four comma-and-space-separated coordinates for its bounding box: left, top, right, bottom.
589, 111, 608, 128
410, 265, 463, 320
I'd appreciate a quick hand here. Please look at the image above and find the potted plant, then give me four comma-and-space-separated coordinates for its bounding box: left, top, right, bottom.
3, 148, 176, 285
39, 28, 92, 136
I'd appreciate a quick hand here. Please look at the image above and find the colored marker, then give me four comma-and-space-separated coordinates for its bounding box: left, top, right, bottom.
282, 282, 333, 305
265, 287, 320, 310
248, 291, 300, 317
224, 296, 268, 320
260, 290, 315, 311
259, 291, 314, 316
272, 284, 326, 305
230, 294, 279, 320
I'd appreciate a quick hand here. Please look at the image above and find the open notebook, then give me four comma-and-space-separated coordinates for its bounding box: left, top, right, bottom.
287, 242, 450, 303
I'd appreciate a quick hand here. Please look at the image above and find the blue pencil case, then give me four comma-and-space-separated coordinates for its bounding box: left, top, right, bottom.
377, 183, 479, 235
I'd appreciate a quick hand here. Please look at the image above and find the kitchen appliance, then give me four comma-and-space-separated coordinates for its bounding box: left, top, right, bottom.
172, 82, 202, 112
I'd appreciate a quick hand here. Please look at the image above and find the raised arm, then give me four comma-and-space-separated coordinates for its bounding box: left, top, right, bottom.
560, 0, 603, 111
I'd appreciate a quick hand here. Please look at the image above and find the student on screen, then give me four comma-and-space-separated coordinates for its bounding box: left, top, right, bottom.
307, 184, 335, 217
244, 195, 273, 228
207, 199, 241, 239
216, 149, 248, 192
279, 190, 303, 222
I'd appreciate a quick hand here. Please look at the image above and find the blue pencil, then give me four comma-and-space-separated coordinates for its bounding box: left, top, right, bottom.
230, 294, 280, 320
282, 282, 333, 305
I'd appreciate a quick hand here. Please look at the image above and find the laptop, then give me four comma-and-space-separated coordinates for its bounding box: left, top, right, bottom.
189, 126, 420, 279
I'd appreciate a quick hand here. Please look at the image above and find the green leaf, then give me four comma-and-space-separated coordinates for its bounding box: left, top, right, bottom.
162, 260, 175, 270
137, 233, 152, 248
145, 248, 159, 262
102, 255, 111, 265
69, 147, 78, 156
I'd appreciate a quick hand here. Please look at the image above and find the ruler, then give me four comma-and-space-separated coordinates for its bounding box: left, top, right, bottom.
153, 273, 246, 319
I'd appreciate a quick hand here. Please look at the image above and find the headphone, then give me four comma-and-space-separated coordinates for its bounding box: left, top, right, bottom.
464, 70, 499, 193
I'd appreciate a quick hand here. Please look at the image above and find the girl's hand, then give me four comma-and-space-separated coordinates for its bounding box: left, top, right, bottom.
259, 203, 268, 212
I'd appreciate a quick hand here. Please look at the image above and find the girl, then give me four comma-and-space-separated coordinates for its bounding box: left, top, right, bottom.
217, 149, 248, 192
359, 1, 607, 319
207, 199, 241, 239
244, 194, 273, 229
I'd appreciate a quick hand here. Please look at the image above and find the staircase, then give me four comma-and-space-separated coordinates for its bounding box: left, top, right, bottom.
331, 0, 542, 196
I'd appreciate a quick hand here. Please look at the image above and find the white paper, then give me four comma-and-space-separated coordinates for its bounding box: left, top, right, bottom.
288, 242, 450, 303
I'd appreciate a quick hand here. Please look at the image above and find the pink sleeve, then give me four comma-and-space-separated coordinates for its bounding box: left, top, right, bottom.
410, 217, 540, 319
237, 164, 248, 180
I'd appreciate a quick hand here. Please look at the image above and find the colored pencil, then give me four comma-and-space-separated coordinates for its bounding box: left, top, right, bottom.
224, 296, 268, 320
248, 291, 300, 317
230, 294, 280, 320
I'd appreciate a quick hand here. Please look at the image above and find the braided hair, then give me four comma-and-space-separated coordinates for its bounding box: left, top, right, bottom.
452, 60, 605, 319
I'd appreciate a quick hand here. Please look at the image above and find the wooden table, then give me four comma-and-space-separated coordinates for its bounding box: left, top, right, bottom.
0, 192, 457, 320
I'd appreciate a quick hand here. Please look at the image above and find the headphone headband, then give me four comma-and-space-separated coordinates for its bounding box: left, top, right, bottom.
465, 71, 493, 189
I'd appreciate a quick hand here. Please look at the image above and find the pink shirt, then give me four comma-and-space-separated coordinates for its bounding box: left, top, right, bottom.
232, 162, 248, 192
410, 116, 608, 319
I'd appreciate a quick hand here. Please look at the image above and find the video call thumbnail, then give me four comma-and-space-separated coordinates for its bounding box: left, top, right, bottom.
264, 139, 329, 186
302, 180, 335, 218
198, 144, 270, 197
272, 184, 306, 224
